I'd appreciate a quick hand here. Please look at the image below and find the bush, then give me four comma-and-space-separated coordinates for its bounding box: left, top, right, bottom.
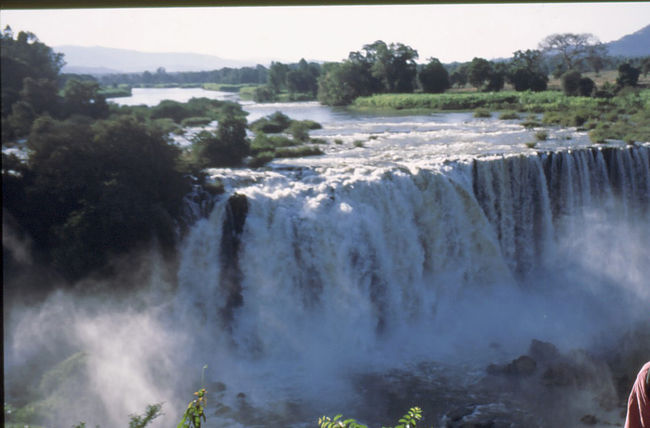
249, 151, 275, 167
617, 62, 641, 88
418, 58, 450, 93
561, 70, 582, 96
578, 77, 595, 97
535, 130, 548, 140
274, 146, 324, 158
253, 85, 277, 102
250, 111, 292, 133
474, 108, 491, 118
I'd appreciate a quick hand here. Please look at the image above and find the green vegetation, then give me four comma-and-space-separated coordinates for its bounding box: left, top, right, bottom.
98, 84, 132, 98
418, 57, 450, 93
535, 130, 548, 140
474, 108, 491, 118
178, 389, 207, 428
129, 403, 163, 428
202, 82, 261, 93
319, 406, 422, 428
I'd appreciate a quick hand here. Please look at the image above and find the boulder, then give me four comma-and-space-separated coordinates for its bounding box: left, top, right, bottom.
487, 355, 537, 377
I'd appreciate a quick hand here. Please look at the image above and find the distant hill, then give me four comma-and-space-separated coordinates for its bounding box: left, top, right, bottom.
605, 24, 650, 58
55, 45, 266, 74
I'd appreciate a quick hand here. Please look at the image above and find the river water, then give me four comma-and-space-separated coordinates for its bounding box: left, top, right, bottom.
7, 89, 647, 428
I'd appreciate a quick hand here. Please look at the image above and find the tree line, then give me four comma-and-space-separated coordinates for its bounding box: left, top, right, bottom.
2, 26, 252, 285
89, 32, 649, 107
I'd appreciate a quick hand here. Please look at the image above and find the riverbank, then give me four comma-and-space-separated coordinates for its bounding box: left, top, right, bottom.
352, 89, 650, 144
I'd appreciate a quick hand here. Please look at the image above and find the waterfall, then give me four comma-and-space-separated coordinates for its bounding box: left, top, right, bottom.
174, 145, 649, 421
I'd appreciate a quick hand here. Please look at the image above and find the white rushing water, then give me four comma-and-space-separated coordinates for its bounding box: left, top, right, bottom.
6, 91, 647, 427
173, 144, 649, 426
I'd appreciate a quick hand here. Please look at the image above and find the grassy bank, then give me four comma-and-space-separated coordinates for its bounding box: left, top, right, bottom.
202, 83, 261, 93
352, 89, 650, 143
352, 91, 606, 112
98, 85, 132, 98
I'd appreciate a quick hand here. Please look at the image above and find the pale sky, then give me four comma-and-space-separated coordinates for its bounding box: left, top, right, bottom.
1, 3, 649, 64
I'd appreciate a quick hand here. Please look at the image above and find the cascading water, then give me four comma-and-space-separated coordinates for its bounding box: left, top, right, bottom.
175, 145, 649, 426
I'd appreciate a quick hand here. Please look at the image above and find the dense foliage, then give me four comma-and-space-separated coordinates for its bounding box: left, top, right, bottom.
418, 58, 450, 93
1, 28, 261, 283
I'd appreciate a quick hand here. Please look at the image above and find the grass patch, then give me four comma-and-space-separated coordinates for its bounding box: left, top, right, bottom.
274, 145, 324, 158
202, 83, 261, 93
353, 140, 364, 148
99, 85, 132, 98
525, 141, 538, 148
499, 111, 520, 120
535, 130, 548, 141
474, 108, 491, 118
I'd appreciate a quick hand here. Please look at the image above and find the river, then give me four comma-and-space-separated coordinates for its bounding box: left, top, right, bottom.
7, 88, 647, 427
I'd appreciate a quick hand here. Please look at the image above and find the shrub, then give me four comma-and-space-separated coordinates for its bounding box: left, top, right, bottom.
288, 121, 310, 142
561, 70, 582, 96
535, 130, 548, 140
274, 146, 324, 158
525, 141, 537, 148
418, 58, 450, 93
249, 151, 275, 167
474, 108, 491, 118
253, 85, 277, 102
577, 77, 595, 97
250, 111, 292, 133
617, 62, 641, 88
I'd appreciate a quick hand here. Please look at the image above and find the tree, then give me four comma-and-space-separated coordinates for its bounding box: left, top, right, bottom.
192, 102, 250, 167
268, 62, 289, 92
538, 33, 602, 71
584, 44, 609, 74
468, 57, 493, 89
485, 62, 506, 92
507, 50, 548, 91
449, 63, 469, 88
1, 26, 64, 117
467, 58, 503, 92
616, 62, 641, 87
641, 57, 650, 77
62, 78, 109, 118
577, 77, 595, 96
317, 60, 378, 106
287, 58, 320, 96
16, 115, 188, 280
560, 70, 582, 96
359, 40, 419, 93
418, 58, 450, 93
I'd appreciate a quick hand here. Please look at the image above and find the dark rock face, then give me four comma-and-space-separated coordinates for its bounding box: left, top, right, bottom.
487, 355, 537, 377
528, 339, 560, 363
219, 193, 248, 325
580, 414, 598, 425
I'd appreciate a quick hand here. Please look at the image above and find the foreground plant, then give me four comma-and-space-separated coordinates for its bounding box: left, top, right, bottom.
318, 406, 422, 428
177, 389, 207, 428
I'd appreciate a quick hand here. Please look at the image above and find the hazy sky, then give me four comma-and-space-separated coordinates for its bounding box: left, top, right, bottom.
1, 3, 649, 63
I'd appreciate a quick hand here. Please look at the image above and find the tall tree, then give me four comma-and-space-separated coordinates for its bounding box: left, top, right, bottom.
359, 40, 419, 93
468, 57, 493, 89
538, 33, 602, 71
418, 58, 450, 93
507, 50, 548, 91
1, 26, 64, 117
268, 61, 289, 92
